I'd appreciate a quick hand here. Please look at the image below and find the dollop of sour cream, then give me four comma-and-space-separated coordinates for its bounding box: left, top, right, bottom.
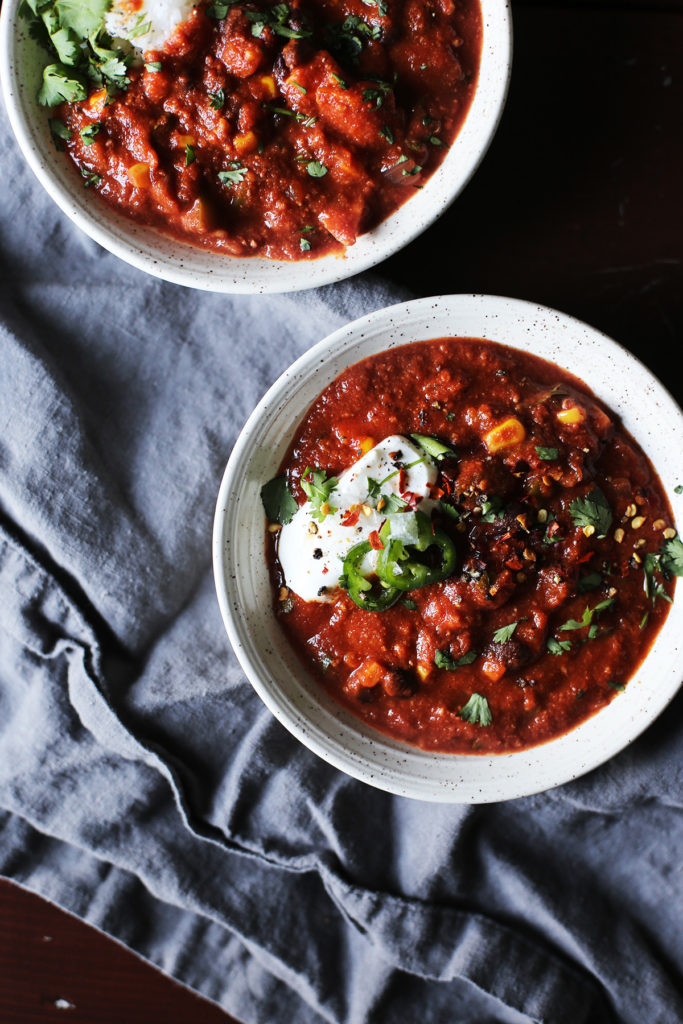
278, 435, 438, 602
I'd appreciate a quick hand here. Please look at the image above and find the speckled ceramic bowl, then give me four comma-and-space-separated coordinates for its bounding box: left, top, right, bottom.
213, 295, 683, 801
0, 0, 511, 294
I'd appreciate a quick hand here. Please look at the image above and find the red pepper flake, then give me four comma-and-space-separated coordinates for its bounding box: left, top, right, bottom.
577, 551, 594, 564
398, 468, 407, 493
322, 566, 329, 574
369, 530, 384, 550
505, 557, 523, 571
341, 507, 360, 527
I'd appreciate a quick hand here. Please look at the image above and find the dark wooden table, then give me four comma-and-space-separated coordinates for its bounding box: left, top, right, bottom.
2, 0, 681, 1020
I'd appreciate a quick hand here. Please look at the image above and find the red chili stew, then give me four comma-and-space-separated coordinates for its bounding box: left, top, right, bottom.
268, 338, 679, 754
58, 0, 481, 259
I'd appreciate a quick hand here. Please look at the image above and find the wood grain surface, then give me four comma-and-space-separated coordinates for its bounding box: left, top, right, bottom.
1, 0, 681, 1021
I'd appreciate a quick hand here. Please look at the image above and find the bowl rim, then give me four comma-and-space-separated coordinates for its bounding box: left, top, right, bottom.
0, 0, 512, 293
213, 294, 683, 802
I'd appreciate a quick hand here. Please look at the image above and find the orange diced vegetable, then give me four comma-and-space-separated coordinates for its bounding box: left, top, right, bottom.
350, 659, 385, 689
484, 417, 526, 453
481, 658, 507, 682
234, 130, 257, 155
128, 162, 150, 188
260, 74, 277, 98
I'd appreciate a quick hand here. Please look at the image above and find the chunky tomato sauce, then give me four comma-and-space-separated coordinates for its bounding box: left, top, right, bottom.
268, 339, 677, 754
59, 0, 481, 259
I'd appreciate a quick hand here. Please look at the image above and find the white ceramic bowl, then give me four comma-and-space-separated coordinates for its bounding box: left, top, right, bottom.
0, 0, 511, 293
213, 295, 683, 801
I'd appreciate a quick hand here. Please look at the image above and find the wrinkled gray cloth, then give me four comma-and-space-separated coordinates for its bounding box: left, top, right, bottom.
1, 98, 682, 1024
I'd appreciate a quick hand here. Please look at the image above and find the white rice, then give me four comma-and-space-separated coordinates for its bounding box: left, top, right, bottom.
105, 0, 196, 53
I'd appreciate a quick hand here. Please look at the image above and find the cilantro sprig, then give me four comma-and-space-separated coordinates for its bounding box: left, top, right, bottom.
21, 0, 134, 107
301, 467, 338, 521
435, 649, 477, 670
459, 693, 492, 727
569, 487, 613, 538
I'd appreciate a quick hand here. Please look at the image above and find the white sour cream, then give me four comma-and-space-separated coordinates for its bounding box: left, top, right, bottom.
278, 435, 437, 602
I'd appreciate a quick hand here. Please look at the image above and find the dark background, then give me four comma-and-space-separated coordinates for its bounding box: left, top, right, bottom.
1, 0, 681, 1019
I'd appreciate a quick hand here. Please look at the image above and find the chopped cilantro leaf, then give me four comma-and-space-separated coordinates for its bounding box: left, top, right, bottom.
331, 72, 347, 88
402, 598, 417, 610
660, 535, 683, 577
480, 496, 505, 523
675, 485, 683, 495
547, 637, 571, 655
260, 476, 298, 525
48, 117, 72, 149
300, 237, 311, 252
429, 135, 444, 146
80, 167, 100, 187
435, 649, 477, 670
560, 598, 614, 632
218, 162, 247, 186
492, 621, 520, 643
79, 122, 101, 145
439, 499, 460, 522
379, 125, 394, 144
301, 467, 338, 521
54, 0, 109, 38
185, 143, 196, 166
608, 681, 625, 692
460, 693, 492, 727
208, 88, 225, 109
569, 487, 613, 538
145, 61, 162, 72
535, 446, 559, 461
38, 63, 86, 106
306, 160, 328, 178
379, 492, 408, 514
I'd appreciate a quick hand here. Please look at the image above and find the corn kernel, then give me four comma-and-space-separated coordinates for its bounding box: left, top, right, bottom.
260, 74, 277, 99
537, 509, 548, 524
614, 527, 625, 543
417, 664, 431, 681
556, 405, 586, 425
267, 523, 281, 533
279, 587, 289, 601
583, 525, 595, 538
484, 416, 526, 453
631, 516, 646, 529
663, 528, 677, 540
176, 133, 195, 147
625, 503, 637, 517
653, 519, 666, 530
128, 162, 149, 187
358, 436, 375, 456
234, 130, 257, 155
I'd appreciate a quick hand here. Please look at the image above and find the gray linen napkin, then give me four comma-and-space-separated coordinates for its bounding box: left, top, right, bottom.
1, 100, 682, 1024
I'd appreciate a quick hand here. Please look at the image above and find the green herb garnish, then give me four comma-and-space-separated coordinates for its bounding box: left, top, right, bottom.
218, 161, 247, 185
535, 446, 559, 461
379, 125, 394, 144
185, 143, 196, 166
459, 693, 492, 727
306, 160, 328, 177
300, 238, 311, 252
569, 487, 613, 538
492, 620, 523, 644
435, 649, 477, 670
661, 534, 683, 577
301, 467, 338, 520
547, 637, 572, 655
145, 61, 162, 72
208, 88, 225, 109
260, 476, 298, 525
560, 598, 615, 632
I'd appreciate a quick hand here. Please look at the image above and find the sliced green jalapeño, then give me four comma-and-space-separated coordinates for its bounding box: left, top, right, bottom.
376, 511, 457, 591
341, 541, 402, 611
